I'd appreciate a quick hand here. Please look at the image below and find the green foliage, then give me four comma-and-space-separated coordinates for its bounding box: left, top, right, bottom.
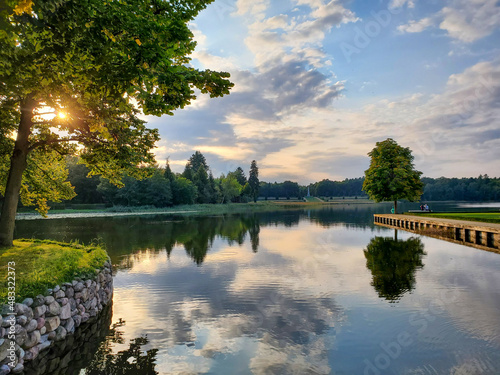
0, 0, 233, 244
421, 175, 500, 201
0, 239, 108, 301
363, 138, 423, 210
364, 235, 426, 302
187, 151, 209, 174
97, 167, 172, 207
248, 160, 259, 202
232, 167, 247, 186
219, 174, 242, 203
67, 156, 103, 204
0, 146, 75, 215
171, 176, 197, 205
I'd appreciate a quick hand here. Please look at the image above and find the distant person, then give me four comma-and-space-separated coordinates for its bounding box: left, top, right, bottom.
420, 204, 424, 211
391, 206, 395, 214
424, 204, 429, 211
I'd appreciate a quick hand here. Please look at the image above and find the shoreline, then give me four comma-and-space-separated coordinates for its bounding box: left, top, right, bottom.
15, 200, 376, 221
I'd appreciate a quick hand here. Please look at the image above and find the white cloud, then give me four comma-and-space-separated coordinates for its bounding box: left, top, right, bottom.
439, 0, 500, 43
389, 0, 415, 10
397, 0, 500, 43
397, 17, 434, 33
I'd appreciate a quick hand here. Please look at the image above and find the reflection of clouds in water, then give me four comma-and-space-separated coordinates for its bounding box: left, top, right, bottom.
412, 241, 500, 346
108, 217, 500, 374
111, 224, 349, 374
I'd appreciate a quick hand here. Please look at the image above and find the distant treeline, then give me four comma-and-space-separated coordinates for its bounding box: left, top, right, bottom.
259, 178, 366, 199
59, 155, 500, 207
421, 176, 500, 201
66, 152, 259, 208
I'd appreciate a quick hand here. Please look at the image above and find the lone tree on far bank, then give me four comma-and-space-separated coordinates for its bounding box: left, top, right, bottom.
362, 138, 423, 213
248, 160, 259, 203
0, 0, 233, 247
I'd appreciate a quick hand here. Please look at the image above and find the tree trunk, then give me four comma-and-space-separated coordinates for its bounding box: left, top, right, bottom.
0, 97, 35, 247
394, 200, 398, 214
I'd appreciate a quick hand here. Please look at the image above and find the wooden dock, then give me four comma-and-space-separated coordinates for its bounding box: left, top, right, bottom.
374, 214, 500, 254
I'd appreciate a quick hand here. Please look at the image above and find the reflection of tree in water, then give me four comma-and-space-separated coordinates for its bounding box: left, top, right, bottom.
85, 319, 159, 375
159, 214, 263, 265
364, 234, 426, 302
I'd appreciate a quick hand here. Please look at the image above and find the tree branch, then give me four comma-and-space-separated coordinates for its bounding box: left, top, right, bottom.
28, 137, 82, 151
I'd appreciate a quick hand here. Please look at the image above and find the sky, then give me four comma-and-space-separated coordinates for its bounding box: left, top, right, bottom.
144, 0, 500, 184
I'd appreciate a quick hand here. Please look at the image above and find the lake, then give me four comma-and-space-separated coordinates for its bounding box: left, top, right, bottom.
16, 203, 500, 374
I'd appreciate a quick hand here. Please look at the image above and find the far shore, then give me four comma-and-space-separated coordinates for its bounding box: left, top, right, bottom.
15, 199, 377, 220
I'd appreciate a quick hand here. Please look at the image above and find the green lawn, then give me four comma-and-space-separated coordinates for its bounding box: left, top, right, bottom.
407, 212, 500, 224
0, 240, 108, 301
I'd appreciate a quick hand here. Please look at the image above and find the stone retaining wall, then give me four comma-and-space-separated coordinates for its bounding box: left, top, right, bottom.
0, 260, 113, 374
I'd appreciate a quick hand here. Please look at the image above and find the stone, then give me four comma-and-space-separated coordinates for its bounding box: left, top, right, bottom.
74, 282, 84, 292
57, 298, 69, 306
1, 316, 13, 328
14, 325, 27, 346
24, 346, 39, 361
65, 287, 74, 298
54, 326, 67, 341
77, 305, 85, 314
53, 285, 60, 293
33, 304, 47, 319
54, 290, 65, 299
23, 331, 40, 349
24, 308, 33, 322
64, 318, 75, 334
69, 298, 77, 310
36, 317, 45, 330
32, 295, 45, 308
44, 316, 60, 332
73, 315, 82, 328
81, 313, 90, 323
75, 288, 89, 301
22, 298, 33, 307
11, 364, 23, 374
59, 304, 71, 320
44, 296, 55, 305
40, 327, 46, 335
46, 301, 61, 316
16, 315, 28, 326
85, 280, 92, 288
0, 339, 9, 362
14, 303, 30, 316
25, 319, 37, 333
47, 331, 56, 340
36, 340, 51, 352
0, 365, 9, 375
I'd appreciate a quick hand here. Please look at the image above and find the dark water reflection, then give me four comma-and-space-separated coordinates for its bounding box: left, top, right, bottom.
14, 203, 500, 374
364, 232, 426, 302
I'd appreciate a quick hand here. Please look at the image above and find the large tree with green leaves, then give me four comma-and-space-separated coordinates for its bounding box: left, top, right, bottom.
0, 0, 233, 246
362, 138, 423, 213
248, 160, 259, 203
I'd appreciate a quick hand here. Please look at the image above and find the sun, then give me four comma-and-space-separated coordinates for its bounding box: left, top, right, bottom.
58, 112, 67, 119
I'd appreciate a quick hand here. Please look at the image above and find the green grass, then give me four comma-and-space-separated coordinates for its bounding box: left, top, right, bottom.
406, 212, 500, 224
0, 239, 108, 301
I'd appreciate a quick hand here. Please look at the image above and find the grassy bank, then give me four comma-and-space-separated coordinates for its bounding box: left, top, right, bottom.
0, 240, 108, 302
405, 212, 500, 224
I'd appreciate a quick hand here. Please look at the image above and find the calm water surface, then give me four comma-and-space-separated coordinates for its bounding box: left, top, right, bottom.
16, 204, 500, 374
